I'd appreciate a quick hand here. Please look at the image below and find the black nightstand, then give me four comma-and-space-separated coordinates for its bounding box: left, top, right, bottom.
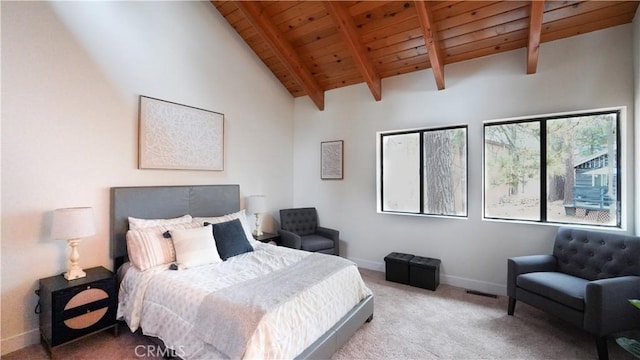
38, 266, 118, 355
253, 232, 280, 244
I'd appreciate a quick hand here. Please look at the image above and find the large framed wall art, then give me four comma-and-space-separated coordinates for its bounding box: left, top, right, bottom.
139, 96, 224, 170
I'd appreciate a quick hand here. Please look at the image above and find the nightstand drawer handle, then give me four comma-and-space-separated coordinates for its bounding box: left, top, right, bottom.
64, 288, 109, 310
64, 307, 108, 329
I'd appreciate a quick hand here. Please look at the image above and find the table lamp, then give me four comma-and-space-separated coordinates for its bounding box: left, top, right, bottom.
246, 195, 266, 237
51, 207, 96, 280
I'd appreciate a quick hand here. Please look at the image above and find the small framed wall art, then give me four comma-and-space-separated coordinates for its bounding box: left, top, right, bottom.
321, 140, 344, 180
139, 96, 224, 170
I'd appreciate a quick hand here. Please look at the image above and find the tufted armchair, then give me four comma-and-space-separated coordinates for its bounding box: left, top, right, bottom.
278, 207, 339, 255
507, 227, 640, 360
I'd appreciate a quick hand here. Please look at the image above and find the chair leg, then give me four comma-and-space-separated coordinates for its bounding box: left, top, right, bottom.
595, 336, 609, 360
507, 297, 516, 315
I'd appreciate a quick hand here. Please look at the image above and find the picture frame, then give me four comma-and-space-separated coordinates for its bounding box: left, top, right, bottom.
139, 96, 224, 170
321, 140, 344, 180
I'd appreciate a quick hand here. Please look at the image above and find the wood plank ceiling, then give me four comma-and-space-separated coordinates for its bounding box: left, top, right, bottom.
212, 1, 639, 110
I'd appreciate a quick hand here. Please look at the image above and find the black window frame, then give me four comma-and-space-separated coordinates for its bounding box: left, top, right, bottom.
379, 124, 469, 218
482, 109, 622, 228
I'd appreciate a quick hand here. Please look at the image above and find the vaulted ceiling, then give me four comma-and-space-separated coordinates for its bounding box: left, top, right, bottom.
211, 1, 639, 110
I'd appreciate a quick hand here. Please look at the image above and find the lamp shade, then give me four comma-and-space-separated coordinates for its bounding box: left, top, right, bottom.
51, 207, 96, 240
246, 195, 266, 214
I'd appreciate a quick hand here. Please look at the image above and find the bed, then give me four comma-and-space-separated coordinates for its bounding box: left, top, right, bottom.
110, 185, 374, 359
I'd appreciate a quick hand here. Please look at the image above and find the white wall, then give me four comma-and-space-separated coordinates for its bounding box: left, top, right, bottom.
293, 25, 635, 294
1, 1, 294, 354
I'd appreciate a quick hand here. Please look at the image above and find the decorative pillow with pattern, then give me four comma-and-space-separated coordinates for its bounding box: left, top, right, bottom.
128, 214, 193, 230
126, 222, 200, 271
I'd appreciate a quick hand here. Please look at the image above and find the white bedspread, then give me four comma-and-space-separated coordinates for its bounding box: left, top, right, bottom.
117, 243, 371, 359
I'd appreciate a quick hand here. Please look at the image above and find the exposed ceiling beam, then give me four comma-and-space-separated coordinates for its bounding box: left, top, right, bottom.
527, 1, 545, 74
414, 1, 445, 90
234, 1, 325, 110
325, 2, 382, 101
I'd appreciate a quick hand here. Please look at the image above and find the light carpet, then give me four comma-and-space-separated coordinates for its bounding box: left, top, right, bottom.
333, 269, 635, 360
2, 268, 635, 359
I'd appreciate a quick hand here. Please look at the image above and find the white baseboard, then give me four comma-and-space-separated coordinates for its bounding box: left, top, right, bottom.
350, 257, 507, 297
1, 328, 40, 355
441, 274, 506, 296
351, 257, 386, 272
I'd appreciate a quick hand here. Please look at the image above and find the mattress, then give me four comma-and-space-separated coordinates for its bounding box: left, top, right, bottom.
117, 242, 371, 359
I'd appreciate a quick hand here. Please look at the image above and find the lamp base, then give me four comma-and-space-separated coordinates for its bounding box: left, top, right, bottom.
252, 213, 263, 237
65, 238, 86, 281
252, 229, 264, 237
64, 267, 86, 281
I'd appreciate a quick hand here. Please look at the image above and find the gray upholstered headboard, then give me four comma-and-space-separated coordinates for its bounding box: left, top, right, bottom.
110, 185, 240, 269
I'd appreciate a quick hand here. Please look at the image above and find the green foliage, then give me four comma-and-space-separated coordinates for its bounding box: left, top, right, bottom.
486, 114, 615, 198
485, 122, 539, 194
629, 299, 640, 310
575, 115, 615, 156
546, 118, 577, 175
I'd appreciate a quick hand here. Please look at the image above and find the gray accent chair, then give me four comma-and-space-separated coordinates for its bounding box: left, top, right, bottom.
278, 208, 339, 255
507, 227, 640, 360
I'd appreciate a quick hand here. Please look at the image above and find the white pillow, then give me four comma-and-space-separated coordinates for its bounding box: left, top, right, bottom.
171, 224, 221, 268
193, 210, 258, 246
126, 222, 201, 271
128, 214, 193, 230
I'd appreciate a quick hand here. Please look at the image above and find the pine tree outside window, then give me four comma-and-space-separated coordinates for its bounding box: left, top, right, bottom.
378, 125, 468, 217
483, 108, 622, 228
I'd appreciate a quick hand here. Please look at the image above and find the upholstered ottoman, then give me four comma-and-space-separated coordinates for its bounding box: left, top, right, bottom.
409, 256, 441, 291
384, 252, 414, 285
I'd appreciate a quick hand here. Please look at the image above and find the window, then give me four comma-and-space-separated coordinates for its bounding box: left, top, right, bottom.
483, 108, 621, 227
378, 126, 468, 217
